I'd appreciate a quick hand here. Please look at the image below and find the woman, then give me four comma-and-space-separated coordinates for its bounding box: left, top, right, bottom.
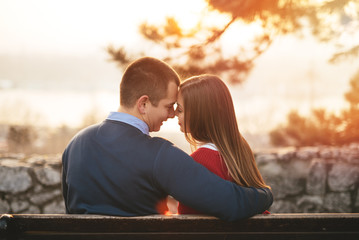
175, 74, 270, 214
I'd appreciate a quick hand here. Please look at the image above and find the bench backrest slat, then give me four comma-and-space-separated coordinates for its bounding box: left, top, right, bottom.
1, 213, 359, 239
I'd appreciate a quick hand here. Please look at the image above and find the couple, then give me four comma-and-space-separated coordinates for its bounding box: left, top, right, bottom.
62, 57, 273, 221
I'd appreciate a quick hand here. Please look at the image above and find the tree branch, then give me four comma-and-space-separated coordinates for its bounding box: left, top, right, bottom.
205, 16, 238, 44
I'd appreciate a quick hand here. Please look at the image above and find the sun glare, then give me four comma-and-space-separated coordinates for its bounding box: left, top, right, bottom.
164, 211, 178, 216
173, 7, 204, 31
142, 0, 209, 34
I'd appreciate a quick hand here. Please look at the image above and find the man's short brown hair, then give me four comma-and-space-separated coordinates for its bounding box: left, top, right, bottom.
120, 57, 180, 108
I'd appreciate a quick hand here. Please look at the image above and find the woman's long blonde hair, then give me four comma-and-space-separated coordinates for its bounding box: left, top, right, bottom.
180, 74, 270, 189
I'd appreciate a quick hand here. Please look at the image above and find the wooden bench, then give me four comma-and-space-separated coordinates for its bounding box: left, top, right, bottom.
1, 213, 359, 239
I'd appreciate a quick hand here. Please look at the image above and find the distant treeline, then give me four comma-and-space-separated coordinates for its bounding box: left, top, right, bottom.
270, 69, 359, 147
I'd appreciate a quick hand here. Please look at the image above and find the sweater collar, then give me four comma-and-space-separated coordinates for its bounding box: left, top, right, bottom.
199, 143, 218, 151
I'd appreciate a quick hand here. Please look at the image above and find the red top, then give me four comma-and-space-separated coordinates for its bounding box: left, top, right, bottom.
177, 147, 270, 215
178, 147, 231, 214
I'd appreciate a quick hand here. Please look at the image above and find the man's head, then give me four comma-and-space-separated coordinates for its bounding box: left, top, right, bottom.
120, 57, 180, 132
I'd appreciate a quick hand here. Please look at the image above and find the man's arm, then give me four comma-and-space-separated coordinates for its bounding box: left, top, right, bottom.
153, 142, 273, 221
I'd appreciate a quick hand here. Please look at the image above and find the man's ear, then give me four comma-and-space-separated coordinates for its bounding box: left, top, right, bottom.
137, 95, 149, 115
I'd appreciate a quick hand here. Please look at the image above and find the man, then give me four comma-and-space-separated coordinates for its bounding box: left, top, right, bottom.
62, 57, 273, 221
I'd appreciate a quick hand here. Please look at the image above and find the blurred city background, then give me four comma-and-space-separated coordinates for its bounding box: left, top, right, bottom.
1, 0, 359, 155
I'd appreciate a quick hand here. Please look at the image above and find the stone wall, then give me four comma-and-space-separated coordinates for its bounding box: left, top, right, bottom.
256, 144, 359, 213
0, 154, 64, 214
0, 145, 359, 214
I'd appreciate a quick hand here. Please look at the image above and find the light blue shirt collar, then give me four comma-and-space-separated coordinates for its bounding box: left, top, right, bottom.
106, 112, 149, 135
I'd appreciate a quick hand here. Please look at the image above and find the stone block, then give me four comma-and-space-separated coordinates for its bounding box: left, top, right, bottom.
258, 160, 282, 176
297, 195, 323, 213
255, 153, 277, 166
10, 200, 30, 213
290, 159, 311, 178
323, 192, 351, 213
260, 160, 307, 199
276, 147, 296, 161
27, 156, 47, 166
43, 200, 66, 214
266, 175, 305, 199
269, 200, 298, 213
0, 165, 32, 193
296, 147, 319, 160
328, 163, 359, 192
306, 159, 327, 195
27, 205, 41, 214
339, 147, 359, 162
29, 189, 62, 205
34, 166, 61, 186
319, 147, 341, 159
0, 199, 10, 213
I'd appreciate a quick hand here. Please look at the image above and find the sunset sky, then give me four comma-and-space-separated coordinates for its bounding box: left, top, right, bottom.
0, 0, 206, 55
1, 0, 359, 146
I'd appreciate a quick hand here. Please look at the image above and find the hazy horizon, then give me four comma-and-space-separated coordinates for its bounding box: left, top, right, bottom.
1, 33, 357, 131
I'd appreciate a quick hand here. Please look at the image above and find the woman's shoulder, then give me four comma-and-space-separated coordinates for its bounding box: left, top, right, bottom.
191, 146, 218, 154
191, 146, 231, 181
191, 147, 221, 164
191, 146, 219, 156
